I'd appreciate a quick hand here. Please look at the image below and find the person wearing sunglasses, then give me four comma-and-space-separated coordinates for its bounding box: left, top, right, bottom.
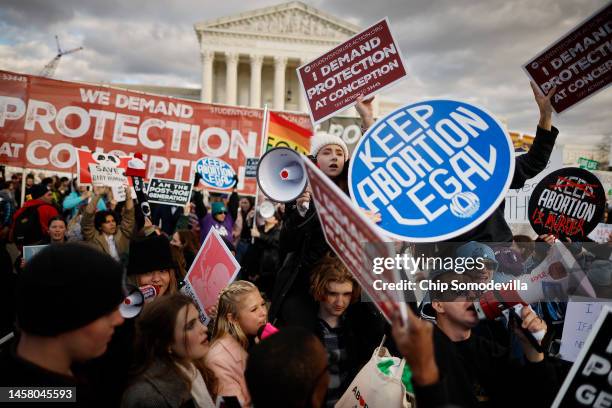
199, 201, 234, 243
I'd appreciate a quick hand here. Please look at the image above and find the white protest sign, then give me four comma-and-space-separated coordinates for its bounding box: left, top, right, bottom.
23, 244, 49, 262
588, 223, 612, 243
559, 297, 611, 362
89, 163, 128, 202
504, 147, 564, 224
552, 306, 612, 408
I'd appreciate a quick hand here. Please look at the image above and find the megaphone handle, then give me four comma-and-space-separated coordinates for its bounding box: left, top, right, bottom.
508, 307, 544, 354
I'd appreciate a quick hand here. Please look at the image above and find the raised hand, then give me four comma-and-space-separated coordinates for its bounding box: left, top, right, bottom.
513, 305, 547, 362
530, 81, 556, 131
355, 94, 375, 130
93, 186, 108, 196
391, 306, 439, 386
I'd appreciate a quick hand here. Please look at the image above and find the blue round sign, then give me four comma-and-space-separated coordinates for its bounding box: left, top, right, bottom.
349, 100, 514, 242
196, 157, 236, 190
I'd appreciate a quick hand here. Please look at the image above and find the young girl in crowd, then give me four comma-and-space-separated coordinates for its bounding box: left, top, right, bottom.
81, 185, 134, 263
43, 216, 67, 244
205, 280, 267, 406
122, 294, 216, 408
128, 234, 179, 297
18, 216, 68, 271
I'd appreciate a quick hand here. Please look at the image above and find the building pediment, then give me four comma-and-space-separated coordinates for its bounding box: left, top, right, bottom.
194, 1, 360, 42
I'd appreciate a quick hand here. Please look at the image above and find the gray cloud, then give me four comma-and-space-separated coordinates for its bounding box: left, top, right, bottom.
0, 0, 610, 146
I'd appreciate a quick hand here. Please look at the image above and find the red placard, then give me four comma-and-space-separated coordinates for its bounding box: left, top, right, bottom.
0, 70, 311, 195
523, 3, 612, 113
183, 228, 240, 324
302, 157, 408, 323
76, 148, 132, 185
297, 18, 407, 124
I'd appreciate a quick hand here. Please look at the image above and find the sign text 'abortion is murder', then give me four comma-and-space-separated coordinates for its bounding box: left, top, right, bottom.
349, 100, 514, 242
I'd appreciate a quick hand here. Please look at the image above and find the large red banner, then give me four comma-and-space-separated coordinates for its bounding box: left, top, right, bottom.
0, 70, 311, 195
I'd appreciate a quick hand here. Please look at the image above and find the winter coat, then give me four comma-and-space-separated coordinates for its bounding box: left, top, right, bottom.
268, 200, 330, 326
10, 198, 59, 241
81, 205, 135, 261
199, 213, 234, 243
204, 335, 250, 406
63, 191, 106, 218
121, 360, 195, 408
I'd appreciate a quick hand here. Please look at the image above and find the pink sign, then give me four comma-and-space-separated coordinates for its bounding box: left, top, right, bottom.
183, 228, 240, 324
302, 157, 407, 323
297, 18, 407, 124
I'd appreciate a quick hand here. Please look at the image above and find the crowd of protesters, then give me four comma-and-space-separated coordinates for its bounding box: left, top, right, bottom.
0, 82, 610, 408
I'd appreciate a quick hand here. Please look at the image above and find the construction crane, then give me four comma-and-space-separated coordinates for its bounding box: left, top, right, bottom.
39, 35, 83, 78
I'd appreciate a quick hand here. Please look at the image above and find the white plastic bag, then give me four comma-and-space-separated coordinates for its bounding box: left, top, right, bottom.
335, 339, 412, 408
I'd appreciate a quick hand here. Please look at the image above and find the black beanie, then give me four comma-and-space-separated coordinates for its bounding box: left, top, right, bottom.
17, 243, 126, 336
127, 234, 175, 276
30, 183, 50, 199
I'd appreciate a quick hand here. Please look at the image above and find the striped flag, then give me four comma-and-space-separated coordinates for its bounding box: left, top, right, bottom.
266, 112, 312, 155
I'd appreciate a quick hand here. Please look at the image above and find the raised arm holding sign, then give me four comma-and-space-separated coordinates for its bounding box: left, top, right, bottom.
354, 83, 559, 243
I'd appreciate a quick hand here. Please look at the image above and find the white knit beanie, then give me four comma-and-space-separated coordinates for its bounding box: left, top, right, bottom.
310, 132, 349, 160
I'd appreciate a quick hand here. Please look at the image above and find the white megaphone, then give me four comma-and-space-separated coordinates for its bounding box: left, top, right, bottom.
119, 284, 159, 319
256, 147, 309, 207
259, 200, 276, 219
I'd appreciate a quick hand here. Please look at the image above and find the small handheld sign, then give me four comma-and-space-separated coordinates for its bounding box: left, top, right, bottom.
528, 168, 605, 240
245, 158, 259, 178
196, 157, 236, 190
524, 3, 612, 114
349, 99, 514, 242
297, 18, 407, 125
147, 177, 193, 207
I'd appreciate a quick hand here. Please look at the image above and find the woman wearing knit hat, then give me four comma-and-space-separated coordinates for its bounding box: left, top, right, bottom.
268, 130, 354, 329
128, 234, 180, 297
0, 243, 126, 405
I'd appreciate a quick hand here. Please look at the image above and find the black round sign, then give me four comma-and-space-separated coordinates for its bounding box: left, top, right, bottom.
528, 167, 605, 240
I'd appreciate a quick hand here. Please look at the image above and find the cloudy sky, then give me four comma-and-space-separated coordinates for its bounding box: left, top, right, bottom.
1, 0, 610, 145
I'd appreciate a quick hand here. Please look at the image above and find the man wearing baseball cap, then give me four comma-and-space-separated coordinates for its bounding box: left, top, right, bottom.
0, 243, 127, 406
